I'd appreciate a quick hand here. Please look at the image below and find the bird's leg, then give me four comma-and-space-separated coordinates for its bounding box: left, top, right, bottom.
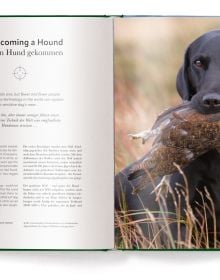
128, 128, 160, 144
151, 175, 171, 201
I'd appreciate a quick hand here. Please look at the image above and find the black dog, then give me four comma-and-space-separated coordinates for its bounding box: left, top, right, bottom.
115, 30, 220, 247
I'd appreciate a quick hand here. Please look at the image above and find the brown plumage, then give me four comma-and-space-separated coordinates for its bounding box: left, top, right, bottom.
128, 101, 220, 194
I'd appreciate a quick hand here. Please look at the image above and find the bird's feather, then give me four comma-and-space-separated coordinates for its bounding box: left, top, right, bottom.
128, 102, 220, 194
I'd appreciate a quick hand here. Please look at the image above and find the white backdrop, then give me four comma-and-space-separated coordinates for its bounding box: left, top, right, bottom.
0, 1, 220, 280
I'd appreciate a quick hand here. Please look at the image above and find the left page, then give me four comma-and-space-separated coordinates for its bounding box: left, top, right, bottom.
0, 17, 114, 249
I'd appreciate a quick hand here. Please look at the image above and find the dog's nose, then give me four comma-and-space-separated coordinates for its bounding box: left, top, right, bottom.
202, 93, 220, 108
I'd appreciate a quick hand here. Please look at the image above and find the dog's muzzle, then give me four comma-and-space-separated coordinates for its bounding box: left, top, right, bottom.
192, 92, 220, 114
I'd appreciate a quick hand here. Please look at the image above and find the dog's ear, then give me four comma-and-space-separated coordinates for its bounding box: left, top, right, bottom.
176, 48, 194, 100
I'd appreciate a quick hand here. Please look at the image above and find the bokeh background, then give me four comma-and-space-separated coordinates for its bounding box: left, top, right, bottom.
114, 17, 220, 173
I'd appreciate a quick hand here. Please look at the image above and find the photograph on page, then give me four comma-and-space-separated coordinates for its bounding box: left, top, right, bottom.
114, 17, 220, 249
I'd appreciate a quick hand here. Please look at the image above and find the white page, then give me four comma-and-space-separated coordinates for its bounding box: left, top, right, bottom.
0, 17, 114, 249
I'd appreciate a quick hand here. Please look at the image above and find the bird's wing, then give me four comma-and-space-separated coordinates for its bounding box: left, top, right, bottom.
151, 101, 191, 131
152, 101, 193, 144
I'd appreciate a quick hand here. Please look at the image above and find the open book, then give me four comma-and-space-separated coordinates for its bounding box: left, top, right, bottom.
1, 16, 220, 250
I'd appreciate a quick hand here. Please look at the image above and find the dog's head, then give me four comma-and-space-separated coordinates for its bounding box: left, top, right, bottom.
177, 30, 220, 114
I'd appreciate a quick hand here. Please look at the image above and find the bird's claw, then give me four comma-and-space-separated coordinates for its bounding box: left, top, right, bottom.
128, 128, 159, 144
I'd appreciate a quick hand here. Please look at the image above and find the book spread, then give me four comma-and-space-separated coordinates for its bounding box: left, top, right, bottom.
1, 16, 220, 250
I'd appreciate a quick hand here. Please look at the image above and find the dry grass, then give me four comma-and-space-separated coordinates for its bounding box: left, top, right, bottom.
115, 165, 219, 249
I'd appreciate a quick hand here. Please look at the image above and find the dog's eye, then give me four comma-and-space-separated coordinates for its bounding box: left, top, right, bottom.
194, 60, 203, 68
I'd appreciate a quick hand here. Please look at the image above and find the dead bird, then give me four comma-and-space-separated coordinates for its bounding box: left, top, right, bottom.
128, 101, 220, 194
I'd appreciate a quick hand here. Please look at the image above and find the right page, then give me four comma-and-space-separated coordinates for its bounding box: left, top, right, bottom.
114, 17, 220, 250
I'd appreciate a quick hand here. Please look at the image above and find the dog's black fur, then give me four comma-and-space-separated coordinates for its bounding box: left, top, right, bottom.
115, 30, 220, 246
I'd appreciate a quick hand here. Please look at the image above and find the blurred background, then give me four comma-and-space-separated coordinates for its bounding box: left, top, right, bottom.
114, 17, 220, 173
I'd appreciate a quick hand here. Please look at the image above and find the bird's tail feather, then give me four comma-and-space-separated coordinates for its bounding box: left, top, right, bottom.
128, 169, 145, 181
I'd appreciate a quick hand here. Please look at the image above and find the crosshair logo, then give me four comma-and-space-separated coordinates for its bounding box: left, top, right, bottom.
13, 66, 27, 80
